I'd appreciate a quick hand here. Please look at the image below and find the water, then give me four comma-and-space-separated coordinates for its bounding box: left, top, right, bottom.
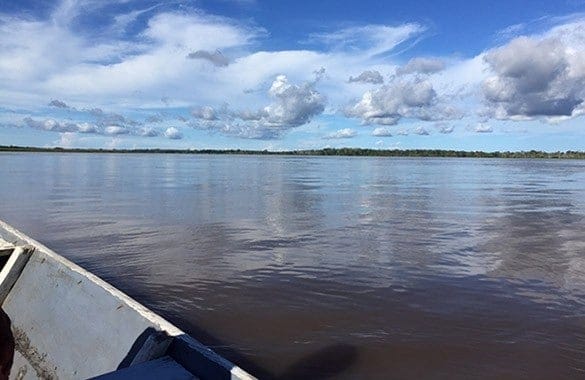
1, 152, 585, 379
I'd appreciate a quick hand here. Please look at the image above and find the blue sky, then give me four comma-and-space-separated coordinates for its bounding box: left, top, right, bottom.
1, 0, 585, 151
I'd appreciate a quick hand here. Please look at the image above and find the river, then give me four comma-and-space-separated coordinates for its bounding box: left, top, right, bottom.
1, 153, 585, 379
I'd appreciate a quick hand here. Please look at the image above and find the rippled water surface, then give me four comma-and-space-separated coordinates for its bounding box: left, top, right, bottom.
1, 153, 585, 379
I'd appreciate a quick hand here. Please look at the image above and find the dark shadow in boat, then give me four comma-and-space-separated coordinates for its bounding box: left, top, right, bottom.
114, 328, 247, 380
117, 327, 154, 369
117, 327, 171, 370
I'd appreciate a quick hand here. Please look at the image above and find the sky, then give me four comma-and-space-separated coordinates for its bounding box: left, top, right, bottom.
1, 0, 585, 151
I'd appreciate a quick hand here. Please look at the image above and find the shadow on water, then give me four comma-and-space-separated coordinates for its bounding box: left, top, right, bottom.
146, 305, 358, 379
109, 324, 359, 380
159, 312, 279, 378
112, 315, 360, 379
277, 344, 358, 380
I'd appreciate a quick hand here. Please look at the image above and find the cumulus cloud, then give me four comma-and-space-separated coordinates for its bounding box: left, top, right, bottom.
45, 104, 143, 130
20, 114, 164, 138
191, 106, 218, 120
164, 127, 183, 139
0, 1, 444, 146
86, 108, 141, 127
324, 128, 357, 139
413, 126, 430, 135
397, 57, 445, 75
17, 95, 164, 140
55, 132, 77, 147
261, 74, 325, 127
437, 124, 454, 134
349, 70, 384, 84
48, 99, 70, 109
372, 127, 392, 136
346, 77, 459, 125
77, 122, 98, 133
482, 31, 585, 121
21, 110, 173, 140
190, 74, 326, 139
140, 127, 159, 137
23, 117, 77, 132
187, 50, 230, 67
104, 125, 129, 135
6, 0, 585, 148
23, 117, 102, 134
475, 124, 493, 133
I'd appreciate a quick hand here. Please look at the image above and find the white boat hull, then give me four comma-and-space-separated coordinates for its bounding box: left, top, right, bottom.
0, 220, 255, 380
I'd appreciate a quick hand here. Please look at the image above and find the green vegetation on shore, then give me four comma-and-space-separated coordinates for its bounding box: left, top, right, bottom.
1, 145, 585, 159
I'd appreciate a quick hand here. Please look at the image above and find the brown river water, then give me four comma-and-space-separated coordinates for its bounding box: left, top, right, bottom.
1, 152, 585, 379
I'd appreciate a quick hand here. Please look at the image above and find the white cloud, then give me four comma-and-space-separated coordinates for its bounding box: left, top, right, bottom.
140, 127, 159, 137
345, 77, 458, 125
324, 128, 357, 139
482, 21, 585, 121
23, 117, 104, 134
475, 123, 493, 133
310, 24, 426, 58
104, 125, 129, 135
164, 126, 183, 139
191, 106, 219, 120
372, 127, 392, 136
349, 70, 384, 84
397, 57, 445, 75
413, 126, 430, 135
142, 12, 258, 50
262, 74, 325, 127
0, 1, 432, 143
55, 132, 77, 147
0, 6, 263, 107
48, 99, 69, 108
77, 122, 98, 133
190, 74, 326, 139
105, 137, 122, 150
436, 124, 455, 134
3, 0, 584, 147
23, 117, 77, 132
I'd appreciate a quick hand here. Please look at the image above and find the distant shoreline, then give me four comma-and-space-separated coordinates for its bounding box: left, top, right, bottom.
1, 145, 585, 159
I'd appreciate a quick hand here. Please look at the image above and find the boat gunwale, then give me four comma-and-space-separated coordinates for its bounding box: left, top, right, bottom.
0, 219, 256, 380
0, 219, 183, 336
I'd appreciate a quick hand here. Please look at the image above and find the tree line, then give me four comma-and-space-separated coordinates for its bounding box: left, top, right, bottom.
1, 145, 584, 159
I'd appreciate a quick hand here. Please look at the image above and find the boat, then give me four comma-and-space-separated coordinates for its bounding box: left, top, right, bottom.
0, 219, 256, 380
